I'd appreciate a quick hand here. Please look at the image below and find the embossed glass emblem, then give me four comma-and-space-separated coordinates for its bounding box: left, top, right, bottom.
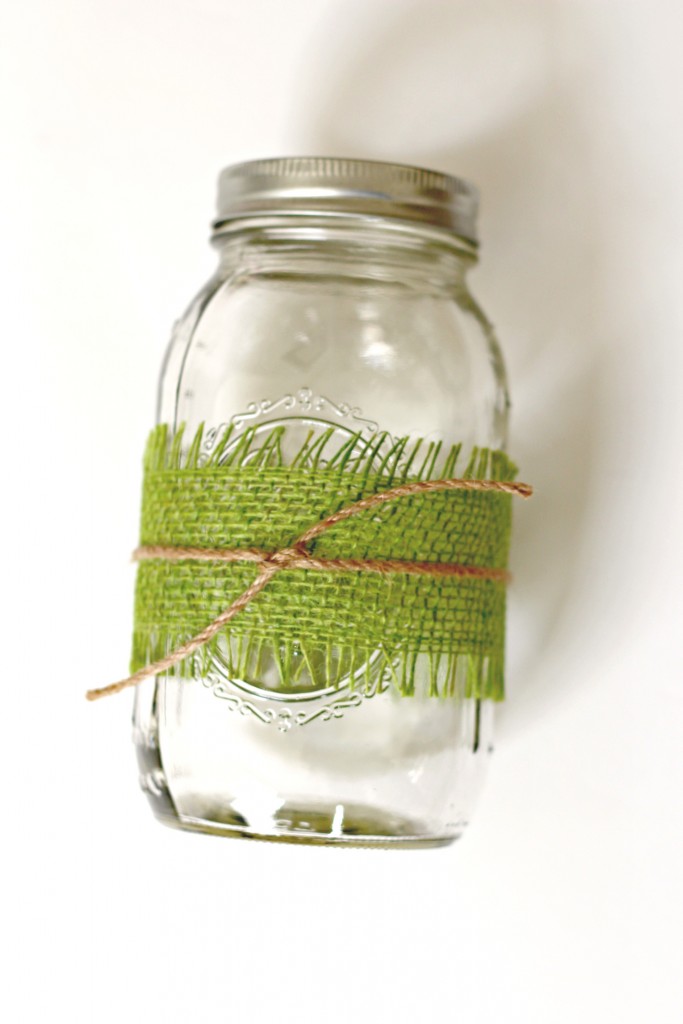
200, 390, 390, 723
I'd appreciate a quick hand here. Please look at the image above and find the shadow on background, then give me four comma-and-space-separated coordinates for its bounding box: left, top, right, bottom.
296, 0, 610, 736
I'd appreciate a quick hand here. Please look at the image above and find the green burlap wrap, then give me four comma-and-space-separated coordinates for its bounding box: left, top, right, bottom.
131, 423, 518, 699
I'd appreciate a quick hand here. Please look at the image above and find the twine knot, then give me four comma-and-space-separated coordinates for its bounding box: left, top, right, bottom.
263, 545, 308, 571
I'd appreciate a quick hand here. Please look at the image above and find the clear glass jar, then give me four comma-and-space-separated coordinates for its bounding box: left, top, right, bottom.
133, 158, 510, 847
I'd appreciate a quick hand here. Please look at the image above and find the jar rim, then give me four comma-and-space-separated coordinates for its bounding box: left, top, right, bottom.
212, 157, 479, 246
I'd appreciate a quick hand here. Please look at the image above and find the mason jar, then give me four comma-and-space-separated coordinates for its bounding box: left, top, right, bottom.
133, 157, 511, 846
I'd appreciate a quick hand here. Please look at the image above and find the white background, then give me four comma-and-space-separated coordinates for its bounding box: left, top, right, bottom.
2, 1, 682, 1021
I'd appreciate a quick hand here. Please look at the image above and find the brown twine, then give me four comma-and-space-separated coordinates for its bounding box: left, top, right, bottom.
86, 476, 532, 702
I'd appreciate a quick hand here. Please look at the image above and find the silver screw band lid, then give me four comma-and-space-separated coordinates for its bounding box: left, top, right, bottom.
213, 157, 479, 244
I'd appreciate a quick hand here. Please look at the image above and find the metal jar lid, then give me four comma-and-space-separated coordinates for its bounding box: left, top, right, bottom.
213, 157, 479, 245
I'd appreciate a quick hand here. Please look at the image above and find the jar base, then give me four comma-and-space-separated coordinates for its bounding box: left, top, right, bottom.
150, 801, 462, 849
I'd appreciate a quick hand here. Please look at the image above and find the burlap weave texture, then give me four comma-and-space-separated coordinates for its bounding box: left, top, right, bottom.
131, 423, 517, 699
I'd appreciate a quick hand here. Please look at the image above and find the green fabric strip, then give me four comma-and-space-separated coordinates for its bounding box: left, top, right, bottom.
131, 423, 517, 700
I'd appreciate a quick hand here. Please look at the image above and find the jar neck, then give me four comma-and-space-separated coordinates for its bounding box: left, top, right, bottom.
211, 216, 477, 297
